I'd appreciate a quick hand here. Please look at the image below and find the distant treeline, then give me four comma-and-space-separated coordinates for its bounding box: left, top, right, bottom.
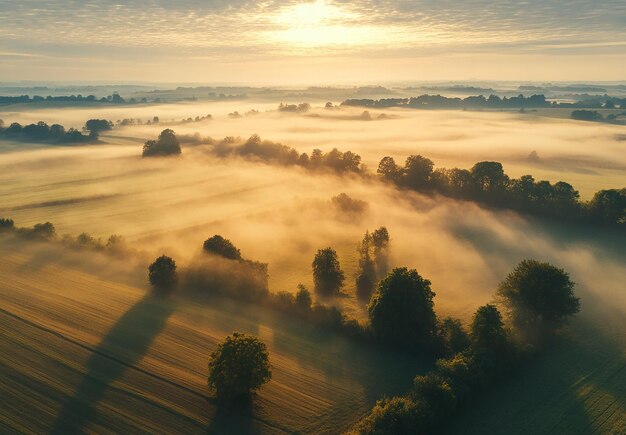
342, 94, 626, 110
571, 109, 626, 124
0, 93, 150, 105
0, 119, 112, 144
377, 156, 625, 227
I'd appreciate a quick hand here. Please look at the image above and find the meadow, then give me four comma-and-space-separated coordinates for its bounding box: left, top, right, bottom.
1, 100, 625, 433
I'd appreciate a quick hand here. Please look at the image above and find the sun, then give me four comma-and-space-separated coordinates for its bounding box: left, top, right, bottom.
269, 0, 376, 48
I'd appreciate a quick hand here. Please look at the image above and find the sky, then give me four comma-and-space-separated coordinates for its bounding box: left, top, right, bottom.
1, 0, 625, 84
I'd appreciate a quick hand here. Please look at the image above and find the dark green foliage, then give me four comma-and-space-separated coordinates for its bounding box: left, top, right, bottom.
28, 222, 56, 239
142, 129, 182, 157
377, 156, 403, 184
350, 397, 430, 435
471, 161, 508, 193
439, 317, 470, 356
371, 227, 390, 278
148, 255, 177, 290
0, 121, 93, 143
470, 304, 508, 351
203, 235, 242, 260
207, 332, 271, 401
586, 188, 626, 226
497, 259, 580, 341
294, 284, 313, 312
312, 247, 345, 296
368, 268, 437, 350
571, 110, 603, 121
356, 231, 377, 300
84, 119, 113, 137
403, 155, 434, 190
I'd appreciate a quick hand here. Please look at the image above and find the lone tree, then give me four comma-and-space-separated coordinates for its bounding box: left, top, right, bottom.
312, 247, 345, 296
203, 235, 242, 260
368, 267, 437, 350
497, 259, 580, 340
356, 231, 377, 300
148, 255, 177, 290
208, 332, 271, 401
142, 129, 181, 157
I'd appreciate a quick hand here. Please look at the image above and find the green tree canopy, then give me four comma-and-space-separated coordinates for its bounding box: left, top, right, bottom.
368, 267, 437, 349
312, 247, 345, 296
497, 259, 580, 340
148, 255, 177, 290
207, 332, 272, 401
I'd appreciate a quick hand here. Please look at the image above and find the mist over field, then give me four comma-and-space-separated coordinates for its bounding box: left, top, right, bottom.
1, 101, 625, 324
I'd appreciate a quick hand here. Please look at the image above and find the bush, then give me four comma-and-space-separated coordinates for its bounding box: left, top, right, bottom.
207, 332, 271, 401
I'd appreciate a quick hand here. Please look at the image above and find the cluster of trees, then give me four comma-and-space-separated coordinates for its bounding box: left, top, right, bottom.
278, 102, 311, 113
0, 121, 95, 143
377, 155, 626, 227
342, 94, 625, 110
142, 129, 182, 157
0, 93, 149, 105
351, 260, 580, 434
571, 109, 626, 123
211, 134, 364, 174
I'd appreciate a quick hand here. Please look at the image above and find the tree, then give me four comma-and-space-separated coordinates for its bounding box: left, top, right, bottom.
142, 129, 181, 157
377, 156, 402, 184
207, 332, 271, 401
295, 284, 313, 312
356, 231, 376, 300
403, 155, 434, 190
148, 255, 177, 290
368, 268, 437, 349
312, 247, 345, 296
470, 304, 507, 350
0, 218, 14, 230
203, 235, 242, 260
587, 189, 626, 226
497, 259, 580, 340
439, 317, 470, 355
471, 161, 508, 193
84, 119, 113, 137
371, 227, 390, 279
31, 222, 56, 239
351, 396, 427, 435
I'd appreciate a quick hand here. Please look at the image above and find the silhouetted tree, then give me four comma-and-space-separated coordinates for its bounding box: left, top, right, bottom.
471, 161, 508, 194
295, 284, 313, 312
207, 332, 271, 401
148, 255, 177, 290
403, 155, 434, 190
0, 218, 14, 230
142, 129, 181, 157
377, 156, 403, 184
586, 189, 626, 226
203, 235, 242, 260
84, 119, 113, 137
497, 259, 580, 341
312, 247, 345, 296
371, 226, 390, 278
470, 304, 507, 351
439, 317, 470, 355
356, 231, 377, 300
368, 267, 437, 350
30, 222, 56, 239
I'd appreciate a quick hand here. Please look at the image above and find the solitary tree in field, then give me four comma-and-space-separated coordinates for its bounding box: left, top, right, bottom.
142, 128, 181, 157
203, 235, 242, 260
312, 247, 345, 296
83, 119, 113, 137
497, 259, 580, 340
148, 255, 177, 290
208, 332, 271, 401
368, 267, 437, 350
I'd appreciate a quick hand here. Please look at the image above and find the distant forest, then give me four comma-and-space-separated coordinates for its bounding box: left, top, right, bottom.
342, 94, 626, 110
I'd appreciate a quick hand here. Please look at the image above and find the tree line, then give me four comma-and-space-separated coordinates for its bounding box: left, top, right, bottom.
342, 93, 626, 110
0, 93, 150, 105
377, 156, 625, 227
0, 118, 112, 143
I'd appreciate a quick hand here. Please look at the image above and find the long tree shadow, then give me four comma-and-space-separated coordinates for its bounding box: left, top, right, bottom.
206, 397, 258, 435
51, 294, 175, 434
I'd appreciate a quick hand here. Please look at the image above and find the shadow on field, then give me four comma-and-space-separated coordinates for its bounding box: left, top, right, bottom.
206, 397, 257, 435
445, 303, 626, 434
51, 294, 174, 434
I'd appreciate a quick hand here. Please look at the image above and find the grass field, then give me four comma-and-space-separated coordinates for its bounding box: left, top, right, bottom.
1, 103, 625, 433
0, 239, 426, 434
